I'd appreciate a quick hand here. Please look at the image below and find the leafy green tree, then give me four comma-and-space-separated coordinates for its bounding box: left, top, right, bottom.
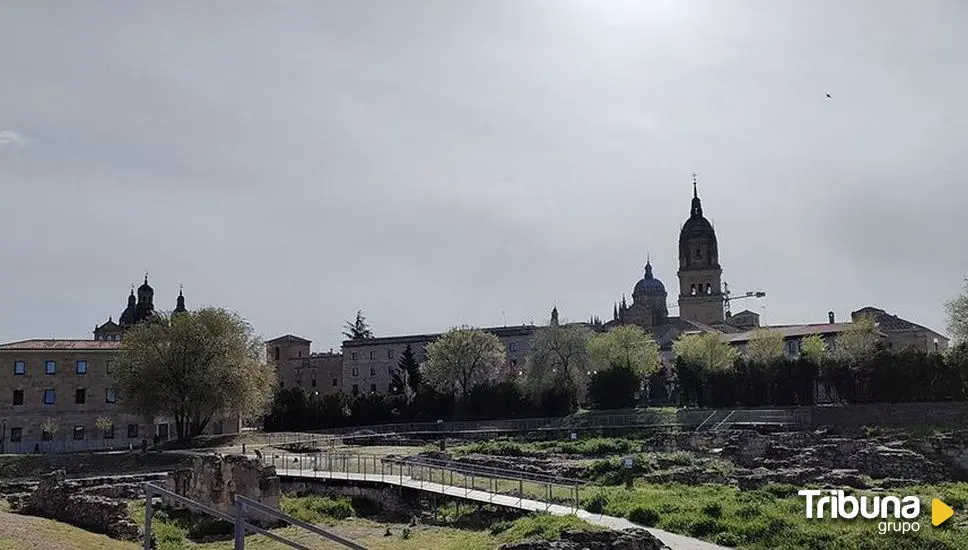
831, 314, 878, 364
342, 310, 374, 340
945, 278, 968, 343
673, 333, 738, 373
423, 326, 506, 400
524, 323, 593, 398
114, 308, 276, 440
746, 329, 786, 364
391, 344, 422, 403
800, 334, 827, 365
587, 325, 660, 377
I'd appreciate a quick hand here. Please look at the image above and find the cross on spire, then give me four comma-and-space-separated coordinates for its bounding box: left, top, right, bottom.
692, 173, 698, 198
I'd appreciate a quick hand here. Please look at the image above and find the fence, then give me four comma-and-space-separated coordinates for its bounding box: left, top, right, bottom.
142, 482, 367, 550
264, 451, 585, 513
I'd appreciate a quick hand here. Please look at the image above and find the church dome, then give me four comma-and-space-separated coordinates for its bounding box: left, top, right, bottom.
633, 262, 666, 297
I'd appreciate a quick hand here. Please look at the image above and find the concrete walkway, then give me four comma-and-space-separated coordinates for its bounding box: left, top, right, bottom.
274, 467, 729, 550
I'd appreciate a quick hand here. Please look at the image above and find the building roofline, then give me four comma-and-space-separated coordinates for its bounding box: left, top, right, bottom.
266, 334, 312, 344
0, 339, 122, 351
341, 324, 539, 347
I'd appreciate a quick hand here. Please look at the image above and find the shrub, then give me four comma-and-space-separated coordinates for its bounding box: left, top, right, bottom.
714, 532, 742, 546
583, 492, 609, 514
735, 504, 761, 519
497, 514, 600, 543
628, 506, 660, 527
689, 517, 723, 537
489, 521, 513, 535
701, 502, 723, 518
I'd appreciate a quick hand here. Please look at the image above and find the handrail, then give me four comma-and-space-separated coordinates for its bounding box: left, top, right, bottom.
142, 482, 367, 550
236, 495, 368, 550
713, 410, 735, 431
386, 455, 583, 486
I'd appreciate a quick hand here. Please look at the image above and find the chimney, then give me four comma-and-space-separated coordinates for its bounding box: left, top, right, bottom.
828, 311, 835, 324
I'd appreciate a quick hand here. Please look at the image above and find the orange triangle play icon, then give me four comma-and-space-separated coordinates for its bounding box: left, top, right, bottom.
932, 498, 954, 526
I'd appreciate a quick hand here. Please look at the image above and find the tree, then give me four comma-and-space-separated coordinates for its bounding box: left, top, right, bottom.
673, 333, 738, 373
390, 344, 422, 404
800, 334, 827, 365
114, 308, 276, 440
524, 323, 593, 398
343, 310, 374, 340
831, 314, 878, 364
423, 326, 505, 400
40, 418, 58, 441
945, 278, 968, 343
587, 325, 661, 378
95, 416, 114, 447
746, 329, 786, 364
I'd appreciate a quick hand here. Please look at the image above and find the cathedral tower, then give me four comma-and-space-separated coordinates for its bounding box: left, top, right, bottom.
677, 178, 724, 324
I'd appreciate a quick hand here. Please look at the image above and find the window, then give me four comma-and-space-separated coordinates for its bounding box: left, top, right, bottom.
43, 389, 55, 405
352, 384, 359, 396
332, 378, 338, 387
387, 349, 393, 359
274, 347, 280, 361
706, 283, 712, 295
105, 388, 118, 403
103, 425, 115, 439
42, 430, 53, 441
695, 246, 702, 259
351, 352, 358, 361
509, 342, 517, 352
13, 361, 25, 375
370, 351, 375, 360
12, 390, 23, 405
370, 384, 377, 393
787, 340, 800, 355
311, 378, 317, 387
213, 421, 224, 435
157, 424, 169, 439
75, 388, 86, 404
106, 360, 114, 374
690, 284, 697, 296
127, 424, 139, 438
352, 367, 359, 377
45, 360, 56, 375
73, 426, 85, 440
76, 360, 88, 374
370, 367, 376, 376
10, 428, 22, 442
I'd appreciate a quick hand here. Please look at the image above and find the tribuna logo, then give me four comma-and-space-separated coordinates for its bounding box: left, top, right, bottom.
799, 490, 920, 520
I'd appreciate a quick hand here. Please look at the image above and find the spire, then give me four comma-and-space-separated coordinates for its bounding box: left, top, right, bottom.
644, 255, 653, 279
550, 305, 559, 326
690, 173, 703, 217
613, 303, 618, 320
174, 284, 187, 313
128, 286, 136, 306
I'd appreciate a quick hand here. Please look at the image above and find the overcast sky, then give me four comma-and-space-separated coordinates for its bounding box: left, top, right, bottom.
0, 1, 965, 350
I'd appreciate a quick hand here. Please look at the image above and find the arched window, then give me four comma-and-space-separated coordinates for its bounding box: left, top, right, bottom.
695, 246, 702, 260
706, 283, 712, 295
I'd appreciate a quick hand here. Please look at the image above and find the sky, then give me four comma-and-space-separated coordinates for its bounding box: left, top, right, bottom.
0, 1, 965, 351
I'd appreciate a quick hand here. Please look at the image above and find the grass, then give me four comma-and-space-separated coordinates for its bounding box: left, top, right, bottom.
0, 510, 137, 550
581, 482, 968, 550
450, 437, 642, 458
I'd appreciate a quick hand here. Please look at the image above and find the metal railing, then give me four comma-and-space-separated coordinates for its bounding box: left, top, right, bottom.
142, 482, 367, 550
263, 451, 584, 513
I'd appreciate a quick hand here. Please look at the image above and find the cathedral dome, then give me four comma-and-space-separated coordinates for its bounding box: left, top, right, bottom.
633, 262, 666, 297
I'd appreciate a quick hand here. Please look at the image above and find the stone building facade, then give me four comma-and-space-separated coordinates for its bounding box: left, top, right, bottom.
266, 334, 343, 396
0, 277, 239, 454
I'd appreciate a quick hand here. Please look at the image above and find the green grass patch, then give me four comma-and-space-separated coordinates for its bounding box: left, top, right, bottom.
581, 483, 968, 550
493, 514, 603, 544
279, 495, 354, 523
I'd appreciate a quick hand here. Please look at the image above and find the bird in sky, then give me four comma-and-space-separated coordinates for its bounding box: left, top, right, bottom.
826, 93, 832, 99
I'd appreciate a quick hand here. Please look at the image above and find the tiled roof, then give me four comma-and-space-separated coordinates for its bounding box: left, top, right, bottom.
724, 323, 859, 344
266, 334, 312, 344
342, 324, 540, 347
0, 339, 122, 351
852, 306, 946, 338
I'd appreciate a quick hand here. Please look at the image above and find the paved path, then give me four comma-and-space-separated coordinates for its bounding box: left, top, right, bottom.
275, 467, 729, 550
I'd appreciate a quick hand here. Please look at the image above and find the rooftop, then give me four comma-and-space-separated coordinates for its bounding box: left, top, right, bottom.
723, 322, 861, 344
341, 324, 540, 347
0, 339, 122, 351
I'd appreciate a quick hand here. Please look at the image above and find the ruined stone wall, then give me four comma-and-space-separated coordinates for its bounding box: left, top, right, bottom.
163, 454, 280, 523
19, 470, 141, 540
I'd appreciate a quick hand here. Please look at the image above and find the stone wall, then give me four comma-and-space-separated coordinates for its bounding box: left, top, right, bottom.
799, 401, 968, 429
163, 454, 280, 523
19, 470, 141, 540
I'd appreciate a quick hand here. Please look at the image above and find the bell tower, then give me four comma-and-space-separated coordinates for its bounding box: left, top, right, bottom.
677, 176, 724, 324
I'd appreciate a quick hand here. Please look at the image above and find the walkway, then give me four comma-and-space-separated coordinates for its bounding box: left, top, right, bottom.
274, 467, 729, 550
